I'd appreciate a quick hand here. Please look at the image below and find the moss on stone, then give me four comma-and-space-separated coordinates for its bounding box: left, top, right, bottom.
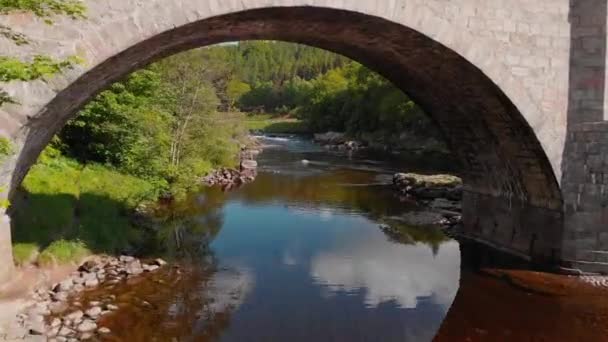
395, 173, 462, 187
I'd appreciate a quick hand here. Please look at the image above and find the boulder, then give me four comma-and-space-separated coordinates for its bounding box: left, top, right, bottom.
240, 160, 258, 171
393, 173, 462, 201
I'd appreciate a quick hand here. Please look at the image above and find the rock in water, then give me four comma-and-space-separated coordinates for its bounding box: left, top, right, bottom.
393, 173, 462, 201
98, 327, 111, 334
240, 160, 258, 178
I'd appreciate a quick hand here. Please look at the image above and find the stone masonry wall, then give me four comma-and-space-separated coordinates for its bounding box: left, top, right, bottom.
562, 122, 608, 272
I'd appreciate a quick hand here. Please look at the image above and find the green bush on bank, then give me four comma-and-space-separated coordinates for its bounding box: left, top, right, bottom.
12, 242, 38, 266
37, 239, 89, 266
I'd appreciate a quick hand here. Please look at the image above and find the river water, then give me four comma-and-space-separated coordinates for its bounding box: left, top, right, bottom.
75, 135, 608, 341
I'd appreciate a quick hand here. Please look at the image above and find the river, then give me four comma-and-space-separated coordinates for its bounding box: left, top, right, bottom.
71, 135, 608, 341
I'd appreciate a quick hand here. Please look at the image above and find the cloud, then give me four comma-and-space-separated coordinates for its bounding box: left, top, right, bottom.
310, 236, 460, 309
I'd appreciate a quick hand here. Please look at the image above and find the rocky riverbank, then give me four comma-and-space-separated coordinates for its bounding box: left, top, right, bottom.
201, 138, 261, 190
313, 132, 364, 151
392, 172, 463, 229
2, 256, 167, 341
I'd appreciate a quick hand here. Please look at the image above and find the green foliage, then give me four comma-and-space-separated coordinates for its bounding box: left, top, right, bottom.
0, 55, 82, 82
12, 242, 38, 266
61, 69, 172, 185
0, 55, 83, 105
0, 136, 12, 158
244, 114, 309, 134
60, 50, 248, 197
226, 79, 250, 110
197, 41, 440, 148
0, 0, 86, 20
0, 1, 86, 105
37, 239, 89, 266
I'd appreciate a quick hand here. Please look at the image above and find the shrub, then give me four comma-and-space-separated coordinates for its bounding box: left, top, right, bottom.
37, 239, 90, 266
12, 243, 39, 266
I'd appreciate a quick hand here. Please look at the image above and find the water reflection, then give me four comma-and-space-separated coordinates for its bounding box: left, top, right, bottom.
310, 238, 460, 309
81, 135, 461, 341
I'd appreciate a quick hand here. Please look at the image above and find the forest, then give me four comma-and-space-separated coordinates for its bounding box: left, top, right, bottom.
11, 41, 444, 265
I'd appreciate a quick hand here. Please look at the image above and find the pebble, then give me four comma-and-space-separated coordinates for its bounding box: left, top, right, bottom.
84, 279, 99, 287
58, 326, 73, 337
76, 320, 97, 333
143, 264, 160, 272
85, 306, 102, 318
11, 256, 168, 341
79, 332, 93, 340
52, 291, 69, 302
65, 311, 83, 321
105, 304, 119, 311
119, 255, 135, 263
50, 318, 62, 328
47, 326, 60, 337
53, 279, 74, 293
28, 321, 45, 335
98, 327, 111, 334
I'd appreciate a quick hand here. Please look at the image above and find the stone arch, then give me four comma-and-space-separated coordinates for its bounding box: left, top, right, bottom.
0, 3, 565, 265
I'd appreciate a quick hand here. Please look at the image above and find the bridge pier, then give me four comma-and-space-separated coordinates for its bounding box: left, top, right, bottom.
462, 192, 563, 267
0, 214, 13, 284
561, 122, 608, 273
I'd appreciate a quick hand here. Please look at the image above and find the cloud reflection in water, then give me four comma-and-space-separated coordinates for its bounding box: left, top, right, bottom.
311, 235, 460, 309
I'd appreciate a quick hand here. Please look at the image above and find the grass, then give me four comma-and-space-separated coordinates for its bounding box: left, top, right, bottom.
12, 243, 38, 266
37, 240, 90, 267
10, 148, 159, 266
243, 113, 310, 134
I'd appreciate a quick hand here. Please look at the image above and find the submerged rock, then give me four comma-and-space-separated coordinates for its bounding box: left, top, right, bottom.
98, 327, 111, 334
154, 258, 167, 266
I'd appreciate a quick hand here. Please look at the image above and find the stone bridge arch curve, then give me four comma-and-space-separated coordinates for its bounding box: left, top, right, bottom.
1, 0, 579, 281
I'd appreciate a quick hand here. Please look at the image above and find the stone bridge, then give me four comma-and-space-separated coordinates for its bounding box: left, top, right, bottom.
0, 0, 607, 282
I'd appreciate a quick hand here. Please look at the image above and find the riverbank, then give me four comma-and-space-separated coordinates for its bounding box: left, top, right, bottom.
0, 255, 168, 341
201, 135, 262, 190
